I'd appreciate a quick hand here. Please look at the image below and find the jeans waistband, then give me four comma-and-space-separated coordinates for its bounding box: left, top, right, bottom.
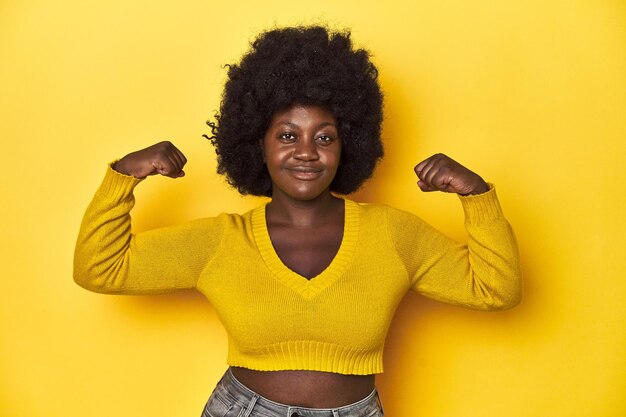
209, 369, 383, 417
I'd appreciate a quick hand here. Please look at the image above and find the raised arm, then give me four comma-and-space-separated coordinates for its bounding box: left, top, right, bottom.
392, 154, 522, 310
73, 142, 223, 295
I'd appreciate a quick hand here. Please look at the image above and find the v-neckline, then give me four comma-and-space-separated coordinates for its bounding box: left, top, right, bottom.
251, 198, 360, 298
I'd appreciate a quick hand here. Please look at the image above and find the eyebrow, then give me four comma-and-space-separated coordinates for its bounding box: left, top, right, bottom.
274, 121, 337, 129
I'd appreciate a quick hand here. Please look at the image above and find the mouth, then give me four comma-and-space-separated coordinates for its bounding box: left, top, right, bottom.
285, 167, 323, 180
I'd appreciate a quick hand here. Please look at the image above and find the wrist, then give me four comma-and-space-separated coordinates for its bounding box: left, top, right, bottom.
112, 159, 144, 179
461, 179, 489, 196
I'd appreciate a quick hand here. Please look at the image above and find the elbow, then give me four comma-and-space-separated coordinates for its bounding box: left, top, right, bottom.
73, 267, 108, 294
486, 274, 523, 311
492, 288, 523, 311
73, 254, 98, 292
73, 257, 121, 294
469, 265, 523, 311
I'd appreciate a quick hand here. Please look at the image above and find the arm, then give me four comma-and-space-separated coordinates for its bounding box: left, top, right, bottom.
393, 154, 522, 310
73, 142, 224, 294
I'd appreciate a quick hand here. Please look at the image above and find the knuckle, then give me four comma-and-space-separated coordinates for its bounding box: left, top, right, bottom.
156, 140, 174, 152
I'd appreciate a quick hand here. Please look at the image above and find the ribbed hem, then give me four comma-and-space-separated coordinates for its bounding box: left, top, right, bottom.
227, 340, 383, 375
458, 183, 504, 225
98, 162, 143, 202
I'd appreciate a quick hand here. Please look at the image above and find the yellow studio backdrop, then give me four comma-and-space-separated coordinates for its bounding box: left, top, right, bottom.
1, 0, 625, 416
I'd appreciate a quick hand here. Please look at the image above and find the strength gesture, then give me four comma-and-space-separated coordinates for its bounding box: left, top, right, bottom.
113, 141, 187, 179
414, 154, 489, 196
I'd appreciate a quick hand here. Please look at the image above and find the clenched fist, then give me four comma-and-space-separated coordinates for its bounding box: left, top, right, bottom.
113, 141, 187, 179
414, 154, 489, 196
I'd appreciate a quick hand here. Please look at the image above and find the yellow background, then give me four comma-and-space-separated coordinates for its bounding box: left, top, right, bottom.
1, 0, 625, 416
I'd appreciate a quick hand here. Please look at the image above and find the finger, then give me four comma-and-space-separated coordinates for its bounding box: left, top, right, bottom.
165, 154, 185, 178
152, 159, 170, 176
172, 147, 187, 169
428, 167, 458, 192
416, 156, 436, 183
422, 159, 442, 189
167, 144, 187, 177
156, 141, 182, 165
170, 155, 185, 178
177, 148, 188, 166
417, 180, 438, 192
434, 173, 455, 192
414, 159, 429, 176
414, 153, 439, 177
152, 158, 178, 178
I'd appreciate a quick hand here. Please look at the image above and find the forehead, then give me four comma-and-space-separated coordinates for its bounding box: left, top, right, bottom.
269, 104, 337, 128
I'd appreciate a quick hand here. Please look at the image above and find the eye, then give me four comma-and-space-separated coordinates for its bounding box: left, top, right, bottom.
279, 132, 296, 142
316, 135, 334, 145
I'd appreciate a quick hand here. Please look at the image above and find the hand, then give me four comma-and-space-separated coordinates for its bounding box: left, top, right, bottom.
113, 141, 187, 179
414, 153, 489, 195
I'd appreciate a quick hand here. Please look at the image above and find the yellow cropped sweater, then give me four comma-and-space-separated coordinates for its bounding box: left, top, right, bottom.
74, 166, 522, 375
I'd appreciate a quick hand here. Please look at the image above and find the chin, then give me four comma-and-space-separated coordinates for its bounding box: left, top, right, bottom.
277, 183, 332, 202
289, 190, 327, 201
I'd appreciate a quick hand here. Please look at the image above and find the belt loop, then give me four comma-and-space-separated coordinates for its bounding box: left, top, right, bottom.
331, 409, 340, 417
242, 393, 259, 417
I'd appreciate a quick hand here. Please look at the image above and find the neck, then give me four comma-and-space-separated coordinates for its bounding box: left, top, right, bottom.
266, 191, 343, 228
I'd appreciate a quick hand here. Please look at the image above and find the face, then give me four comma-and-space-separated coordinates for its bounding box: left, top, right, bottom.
262, 104, 342, 202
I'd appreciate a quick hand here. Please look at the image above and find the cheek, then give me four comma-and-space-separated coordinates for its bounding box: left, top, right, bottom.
334, 142, 342, 164
325, 147, 342, 169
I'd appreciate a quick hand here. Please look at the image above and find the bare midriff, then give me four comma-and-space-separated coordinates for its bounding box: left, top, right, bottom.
229, 367, 376, 408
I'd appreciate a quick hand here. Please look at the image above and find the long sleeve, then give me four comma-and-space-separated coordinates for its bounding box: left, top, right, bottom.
388, 185, 522, 310
73, 165, 226, 295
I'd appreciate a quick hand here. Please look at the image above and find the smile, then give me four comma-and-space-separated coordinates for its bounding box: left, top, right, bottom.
285, 167, 323, 180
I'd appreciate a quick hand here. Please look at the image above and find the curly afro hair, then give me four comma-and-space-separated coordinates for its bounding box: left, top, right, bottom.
206, 25, 384, 196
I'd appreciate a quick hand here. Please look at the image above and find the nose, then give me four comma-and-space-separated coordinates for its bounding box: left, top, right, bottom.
292, 137, 318, 161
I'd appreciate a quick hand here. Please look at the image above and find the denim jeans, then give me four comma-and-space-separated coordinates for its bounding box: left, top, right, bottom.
201, 369, 384, 417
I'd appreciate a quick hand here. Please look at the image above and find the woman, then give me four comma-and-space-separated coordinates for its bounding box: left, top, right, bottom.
74, 26, 522, 417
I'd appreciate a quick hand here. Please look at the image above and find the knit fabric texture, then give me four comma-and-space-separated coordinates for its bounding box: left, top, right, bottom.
74, 165, 522, 375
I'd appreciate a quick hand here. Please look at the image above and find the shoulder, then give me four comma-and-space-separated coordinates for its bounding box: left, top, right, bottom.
347, 199, 427, 226
199, 208, 258, 228
344, 199, 437, 245
174, 208, 257, 235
